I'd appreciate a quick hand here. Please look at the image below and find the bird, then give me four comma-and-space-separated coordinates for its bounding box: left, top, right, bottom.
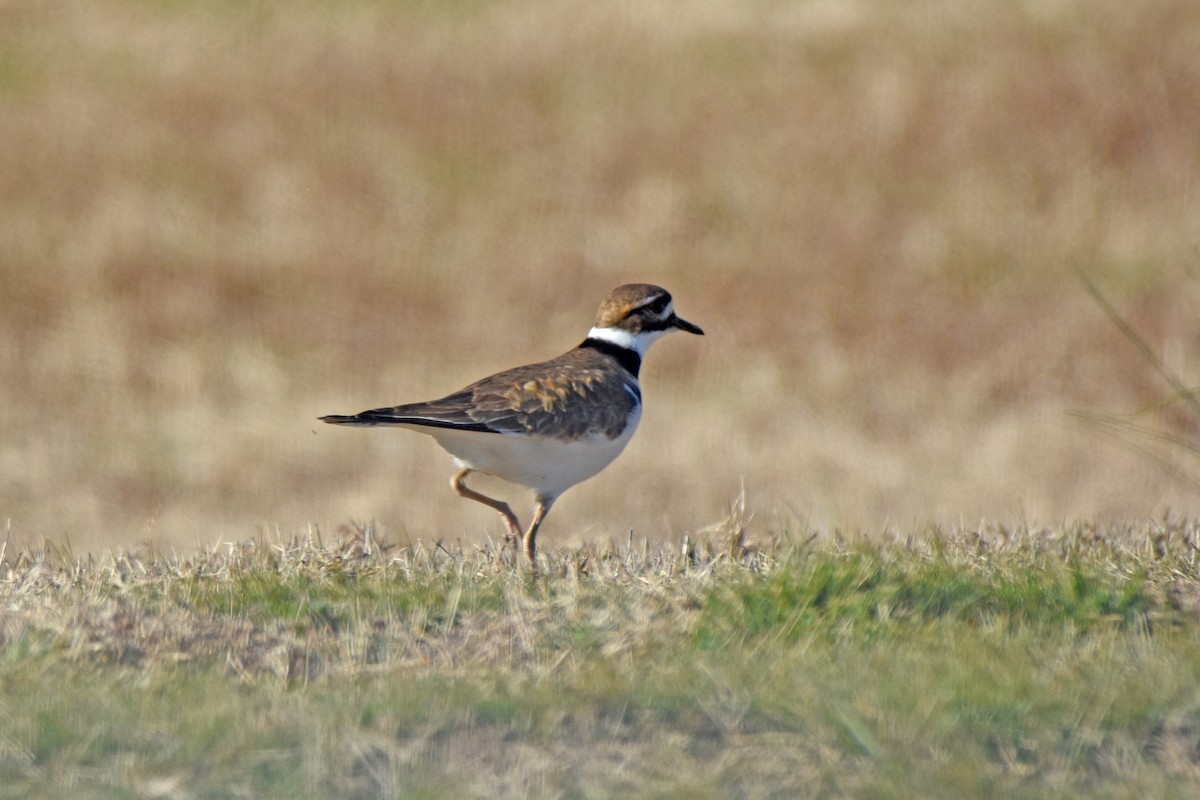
320, 283, 704, 568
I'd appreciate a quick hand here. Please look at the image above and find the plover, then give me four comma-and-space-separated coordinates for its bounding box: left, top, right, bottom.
320, 283, 703, 568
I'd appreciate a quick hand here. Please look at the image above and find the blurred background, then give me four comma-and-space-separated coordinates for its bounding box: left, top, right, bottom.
2, 0, 1199, 553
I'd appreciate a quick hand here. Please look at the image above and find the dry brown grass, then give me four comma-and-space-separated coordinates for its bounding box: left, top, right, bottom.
0, 525, 740, 686
4, 521, 1200, 798
2, 0, 1200, 552
3, 517, 1196, 685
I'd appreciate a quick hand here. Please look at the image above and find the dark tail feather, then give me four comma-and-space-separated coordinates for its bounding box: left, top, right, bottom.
319, 410, 393, 426
320, 407, 497, 433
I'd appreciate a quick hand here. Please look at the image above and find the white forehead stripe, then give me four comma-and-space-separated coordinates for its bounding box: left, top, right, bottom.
634, 296, 673, 319
633, 294, 661, 308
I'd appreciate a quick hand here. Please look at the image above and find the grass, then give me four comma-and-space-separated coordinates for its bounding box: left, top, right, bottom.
4, 521, 1200, 798
4, 3, 1200, 794
3, 0, 1200, 552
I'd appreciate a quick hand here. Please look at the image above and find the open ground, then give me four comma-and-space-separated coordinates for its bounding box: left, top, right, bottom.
2, 0, 1199, 552
4, 522, 1200, 798
3, 0, 1200, 796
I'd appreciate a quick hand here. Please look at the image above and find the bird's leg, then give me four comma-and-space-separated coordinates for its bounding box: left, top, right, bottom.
451, 468, 523, 546
521, 496, 556, 571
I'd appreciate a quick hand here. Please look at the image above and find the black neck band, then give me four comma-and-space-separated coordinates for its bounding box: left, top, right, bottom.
579, 337, 642, 377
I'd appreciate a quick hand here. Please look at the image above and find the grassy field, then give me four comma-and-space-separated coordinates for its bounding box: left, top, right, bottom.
3, 521, 1200, 798
2, 0, 1200, 553
4, 2, 1200, 796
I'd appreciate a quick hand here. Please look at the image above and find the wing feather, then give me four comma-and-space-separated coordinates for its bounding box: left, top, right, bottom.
320, 349, 639, 440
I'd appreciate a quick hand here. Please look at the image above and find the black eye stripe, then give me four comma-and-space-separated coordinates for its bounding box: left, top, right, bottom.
638, 295, 671, 314
640, 321, 668, 334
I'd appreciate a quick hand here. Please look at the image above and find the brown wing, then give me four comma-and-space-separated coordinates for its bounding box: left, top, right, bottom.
461, 359, 639, 440
321, 349, 639, 440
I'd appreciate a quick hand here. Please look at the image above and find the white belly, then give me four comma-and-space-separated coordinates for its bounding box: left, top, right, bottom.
401, 410, 641, 500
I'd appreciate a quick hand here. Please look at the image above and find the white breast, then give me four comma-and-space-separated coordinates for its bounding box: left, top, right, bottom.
397, 405, 642, 500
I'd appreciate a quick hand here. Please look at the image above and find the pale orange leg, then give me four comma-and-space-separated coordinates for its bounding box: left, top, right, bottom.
521, 497, 556, 570
451, 468, 523, 543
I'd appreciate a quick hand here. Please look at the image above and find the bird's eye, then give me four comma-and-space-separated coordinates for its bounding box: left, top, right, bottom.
643, 295, 670, 314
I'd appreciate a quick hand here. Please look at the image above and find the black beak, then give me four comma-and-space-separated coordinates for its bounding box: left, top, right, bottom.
671, 314, 704, 335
